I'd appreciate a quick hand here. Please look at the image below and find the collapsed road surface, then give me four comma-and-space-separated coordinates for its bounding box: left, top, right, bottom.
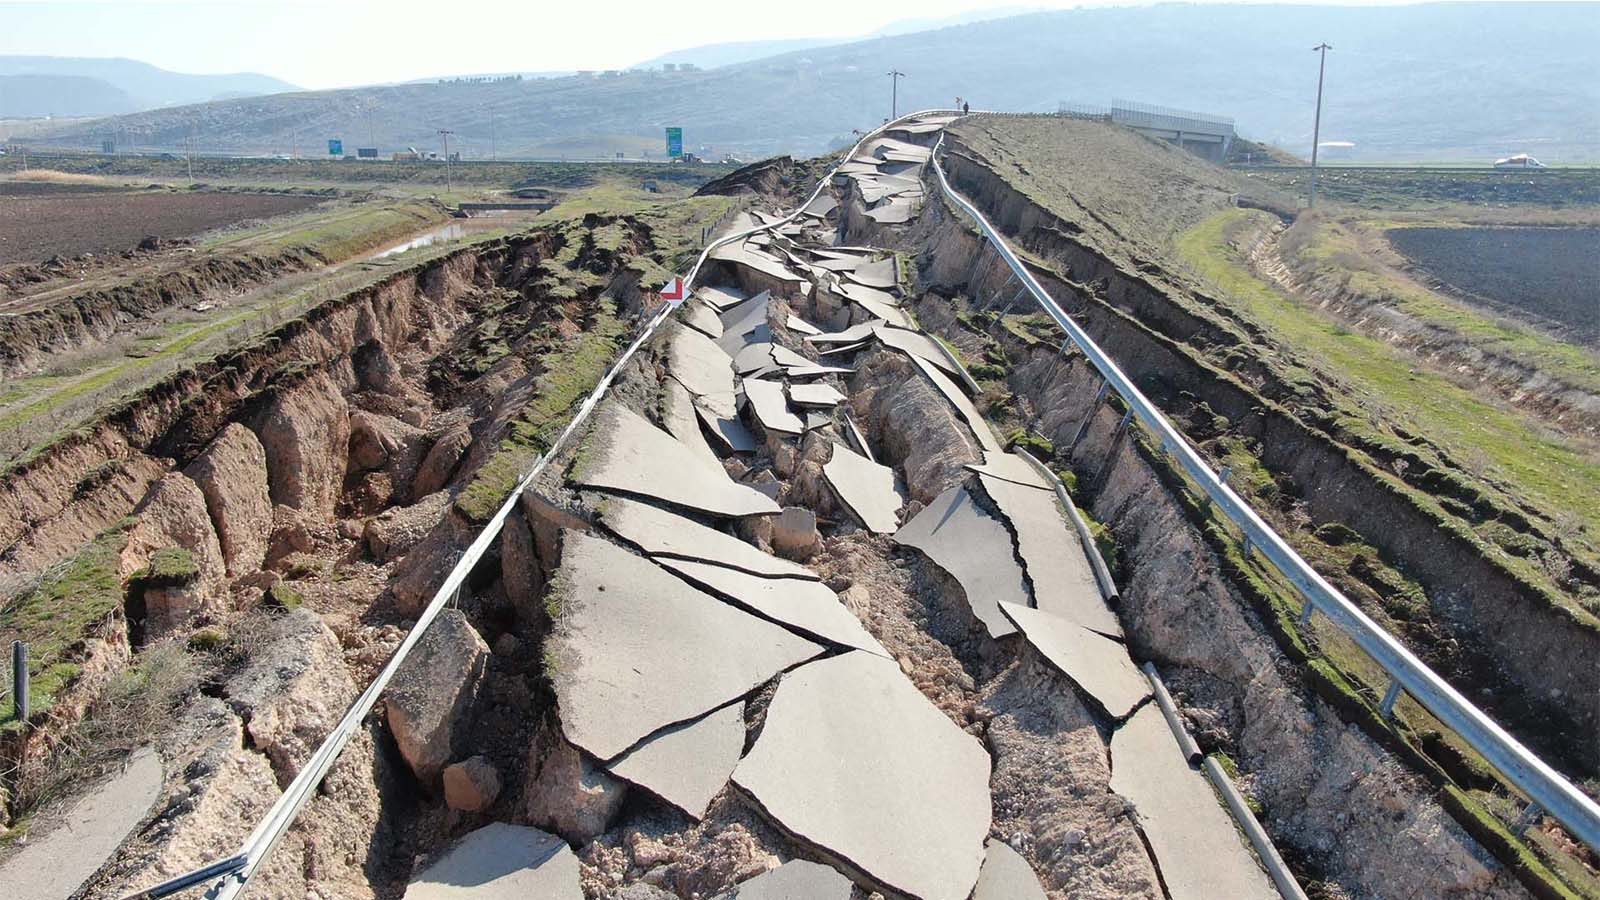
392, 112, 1284, 899
33, 110, 1581, 900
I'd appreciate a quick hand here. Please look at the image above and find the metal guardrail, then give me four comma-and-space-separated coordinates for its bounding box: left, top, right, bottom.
126, 109, 959, 900
929, 132, 1600, 854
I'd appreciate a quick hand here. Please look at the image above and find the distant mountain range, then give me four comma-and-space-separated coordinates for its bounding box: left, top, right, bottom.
631, 7, 1045, 70
0, 56, 298, 118
8, 4, 1598, 162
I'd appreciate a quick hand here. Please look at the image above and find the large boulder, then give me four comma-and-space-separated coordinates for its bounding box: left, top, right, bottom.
255, 371, 351, 520
770, 506, 821, 561
225, 608, 358, 787
524, 723, 627, 844
185, 423, 273, 577
124, 473, 228, 637
414, 423, 473, 499
385, 609, 489, 786
365, 491, 452, 563
442, 755, 502, 813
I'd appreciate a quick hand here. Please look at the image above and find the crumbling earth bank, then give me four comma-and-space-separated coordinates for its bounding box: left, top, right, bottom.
2, 215, 665, 898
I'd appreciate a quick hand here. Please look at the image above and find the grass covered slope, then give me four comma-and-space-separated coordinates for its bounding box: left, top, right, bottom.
952, 114, 1599, 621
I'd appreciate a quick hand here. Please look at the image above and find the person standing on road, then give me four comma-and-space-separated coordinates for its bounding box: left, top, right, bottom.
962, 100, 970, 115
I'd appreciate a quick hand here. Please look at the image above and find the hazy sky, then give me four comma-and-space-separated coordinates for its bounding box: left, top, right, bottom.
0, 0, 1573, 89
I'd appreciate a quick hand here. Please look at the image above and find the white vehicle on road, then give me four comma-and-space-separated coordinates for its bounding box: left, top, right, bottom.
1493, 153, 1545, 169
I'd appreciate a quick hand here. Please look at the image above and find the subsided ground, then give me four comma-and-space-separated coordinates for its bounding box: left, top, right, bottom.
945, 114, 1600, 897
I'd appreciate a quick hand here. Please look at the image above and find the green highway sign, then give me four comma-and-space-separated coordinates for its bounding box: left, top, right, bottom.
665, 127, 682, 158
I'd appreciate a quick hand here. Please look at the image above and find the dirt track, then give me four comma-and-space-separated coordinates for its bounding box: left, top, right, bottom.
0, 189, 321, 265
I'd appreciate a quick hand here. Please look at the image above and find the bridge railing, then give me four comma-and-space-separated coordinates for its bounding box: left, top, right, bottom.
928, 132, 1600, 856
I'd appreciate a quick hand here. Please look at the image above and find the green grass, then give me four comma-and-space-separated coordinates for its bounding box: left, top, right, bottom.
1178, 208, 1600, 613
1, 522, 131, 722
454, 305, 626, 524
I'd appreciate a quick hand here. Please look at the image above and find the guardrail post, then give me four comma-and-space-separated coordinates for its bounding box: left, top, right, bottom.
1067, 382, 1112, 455
1515, 801, 1544, 837
1091, 408, 1135, 492
1379, 680, 1404, 718
1298, 599, 1317, 628
1242, 533, 1254, 558
11, 640, 27, 724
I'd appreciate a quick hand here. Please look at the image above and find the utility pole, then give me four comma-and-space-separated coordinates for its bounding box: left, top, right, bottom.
489, 107, 498, 161
1308, 42, 1332, 208
186, 121, 195, 183
886, 69, 906, 121
438, 129, 454, 193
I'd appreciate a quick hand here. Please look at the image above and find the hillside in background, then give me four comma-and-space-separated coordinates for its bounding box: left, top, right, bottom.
0, 56, 298, 117
13, 3, 1599, 162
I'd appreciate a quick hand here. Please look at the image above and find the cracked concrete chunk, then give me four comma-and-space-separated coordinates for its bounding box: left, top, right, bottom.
717, 859, 854, 899
871, 325, 963, 379
786, 314, 823, 336
1110, 704, 1277, 900
386, 609, 489, 785
664, 378, 720, 466
732, 652, 991, 900
0, 748, 162, 900
999, 603, 1147, 719
608, 701, 745, 820
893, 485, 1027, 639
908, 355, 1002, 451
598, 495, 818, 580
742, 377, 805, 435
973, 839, 1048, 900
847, 256, 898, 288
404, 823, 581, 900
697, 285, 748, 312
548, 531, 823, 760
658, 556, 887, 656
733, 341, 778, 374
966, 450, 1053, 491
839, 283, 915, 328
718, 290, 774, 353
823, 442, 902, 533
574, 402, 778, 518
788, 383, 846, 408
682, 300, 725, 339
979, 473, 1121, 637
696, 405, 758, 453
669, 326, 739, 418
805, 321, 881, 345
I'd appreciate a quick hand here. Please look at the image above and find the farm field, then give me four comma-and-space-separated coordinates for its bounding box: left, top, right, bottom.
0, 186, 322, 264
1238, 165, 1600, 209
1387, 225, 1600, 342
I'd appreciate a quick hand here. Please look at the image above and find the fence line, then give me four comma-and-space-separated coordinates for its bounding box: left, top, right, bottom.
928, 132, 1600, 855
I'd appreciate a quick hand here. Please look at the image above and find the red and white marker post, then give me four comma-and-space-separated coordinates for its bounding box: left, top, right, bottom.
659, 276, 686, 307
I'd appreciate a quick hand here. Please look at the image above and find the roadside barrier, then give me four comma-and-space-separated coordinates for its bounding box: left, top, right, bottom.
929, 131, 1600, 855
125, 109, 960, 900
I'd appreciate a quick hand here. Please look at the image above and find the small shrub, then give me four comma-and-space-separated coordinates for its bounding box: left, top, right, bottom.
1007, 428, 1055, 460
265, 581, 305, 610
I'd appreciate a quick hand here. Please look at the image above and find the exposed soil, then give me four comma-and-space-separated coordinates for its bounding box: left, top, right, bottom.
0, 206, 667, 898
1387, 226, 1600, 344
937, 125, 1600, 780
0, 188, 323, 265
